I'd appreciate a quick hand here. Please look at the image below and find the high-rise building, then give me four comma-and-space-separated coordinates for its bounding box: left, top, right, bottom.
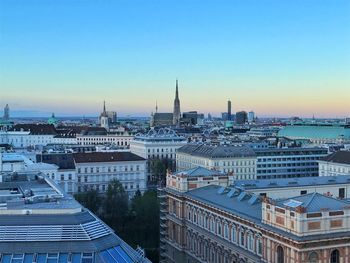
173, 80, 181, 126
3, 104, 9, 120
227, 100, 232, 121
248, 111, 255, 123
235, 111, 247, 124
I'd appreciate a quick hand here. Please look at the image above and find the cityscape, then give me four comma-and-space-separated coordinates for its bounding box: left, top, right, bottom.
1, 1, 350, 263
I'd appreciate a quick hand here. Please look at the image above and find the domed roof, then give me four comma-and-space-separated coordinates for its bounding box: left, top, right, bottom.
47, 113, 58, 125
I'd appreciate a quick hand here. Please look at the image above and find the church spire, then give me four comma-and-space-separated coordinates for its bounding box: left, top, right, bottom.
173, 79, 181, 126
155, 100, 158, 113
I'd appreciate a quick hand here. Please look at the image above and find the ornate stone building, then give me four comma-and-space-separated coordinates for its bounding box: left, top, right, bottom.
162, 181, 350, 263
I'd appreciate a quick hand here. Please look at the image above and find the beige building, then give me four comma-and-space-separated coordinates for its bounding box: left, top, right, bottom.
176, 144, 257, 180
162, 182, 350, 263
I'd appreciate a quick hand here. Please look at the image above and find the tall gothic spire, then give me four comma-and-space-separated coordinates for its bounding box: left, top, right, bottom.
173, 79, 181, 126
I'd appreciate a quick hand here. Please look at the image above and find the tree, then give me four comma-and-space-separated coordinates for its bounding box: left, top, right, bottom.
74, 190, 102, 214
102, 179, 129, 233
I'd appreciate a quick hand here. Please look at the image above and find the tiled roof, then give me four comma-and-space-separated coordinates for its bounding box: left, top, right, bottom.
73, 152, 145, 163
10, 124, 57, 135
37, 153, 76, 170
178, 144, 256, 158
320, 151, 350, 165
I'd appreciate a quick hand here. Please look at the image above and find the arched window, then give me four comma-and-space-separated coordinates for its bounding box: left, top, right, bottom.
277, 246, 284, 263
330, 249, 339, 263
247, 233, 254, 251
240, 230, 245, 247
308, 252, 318, 263
231, 226, 237, 242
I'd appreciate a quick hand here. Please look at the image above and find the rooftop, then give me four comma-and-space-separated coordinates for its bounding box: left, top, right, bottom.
320, 151, 350, 165
235, 175, 350, 190
178, 144, 256, 158
174, 166, 224, 177
278, 192, 350, 213
73, 152, 145, 163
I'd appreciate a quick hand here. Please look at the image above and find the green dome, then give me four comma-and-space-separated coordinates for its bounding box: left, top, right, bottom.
47, 113, 58, 125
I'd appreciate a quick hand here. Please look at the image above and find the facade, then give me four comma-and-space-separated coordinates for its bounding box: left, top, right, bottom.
176, 144, 257, 180
254, 147, 328, 179
234, 174, 350, 199
163, 184, 350, 263
130, 128, 187, 182
0, 171, 150, 262
73, 151, 147, 197
76, 132, 134, 147
318, 151, 350, 177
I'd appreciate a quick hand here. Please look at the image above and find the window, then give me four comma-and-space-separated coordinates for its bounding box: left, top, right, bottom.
308, 252, 318, 263
339, 188, 345, 199
330, 249, 339, 263
277, 246, 284, 263
257, 238, 262, 255
231, 226, 237, 242
240, 231, 245, 247
247, 233, 253, 251
300, 190, 307, 195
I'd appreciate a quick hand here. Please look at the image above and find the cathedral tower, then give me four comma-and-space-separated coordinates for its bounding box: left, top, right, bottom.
173, 79, 181, 126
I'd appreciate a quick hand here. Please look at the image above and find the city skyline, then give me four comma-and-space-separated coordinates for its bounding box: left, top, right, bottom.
1, 0, 350, 118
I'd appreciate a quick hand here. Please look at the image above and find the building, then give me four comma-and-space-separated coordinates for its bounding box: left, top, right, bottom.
166, 166, 233, 193
173, 79, 181, 126
176, 144, 257, 180
0, 171, 150, 262
37, 153, 77, 194
3, 104, 9, 121
246, 127, 280, 138
254, 147, 328, 179
163, 183, 350, 263
236, 111, 247, 125
278, 123, 350, 144
99, 101, 110, 131
234, 174, 350, 199
0, 124, 57, 148
247, 111, 255, 123
130, 128, 187, 183
227, 100, 232, 121
150, 80, 182, 127
318, 151, 350, 177
73, 151, 147, 197
76, 131, 135, 148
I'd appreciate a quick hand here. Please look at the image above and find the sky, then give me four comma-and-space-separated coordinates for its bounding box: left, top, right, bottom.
0, 0, 349, 118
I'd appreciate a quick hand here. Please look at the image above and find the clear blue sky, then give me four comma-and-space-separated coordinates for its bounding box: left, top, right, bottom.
0, 0, 349, 117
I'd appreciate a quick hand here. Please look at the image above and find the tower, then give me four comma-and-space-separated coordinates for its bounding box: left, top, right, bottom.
100, 101, 109, 131
227, 100, 232, 121
173, 79, 181, 126
3, 104, 9, 121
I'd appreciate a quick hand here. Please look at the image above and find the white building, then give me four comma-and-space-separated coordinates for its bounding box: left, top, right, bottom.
318, 151, 350, 177
176, 144, 257, 180
73, 151, 147, 197
130, 128, 187, 181
76, 132, 134, 147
